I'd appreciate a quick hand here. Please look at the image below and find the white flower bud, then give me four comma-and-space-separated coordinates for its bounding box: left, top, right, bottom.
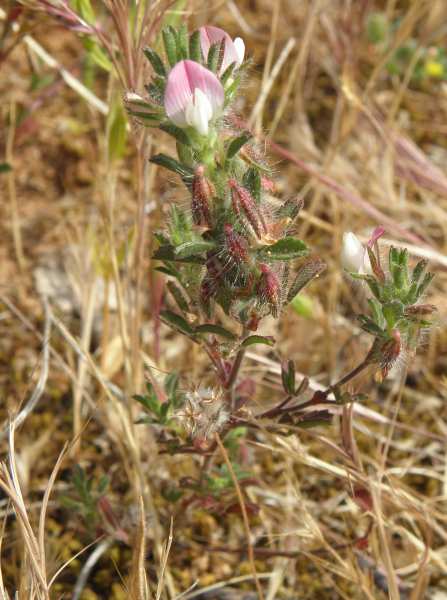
233, 37, 245, 64
341, 232, 372, 274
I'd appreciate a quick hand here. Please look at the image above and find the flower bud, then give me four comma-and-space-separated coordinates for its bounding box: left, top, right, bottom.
229, 179, 267, 239
341, 232, 372, 275
223, 224, 249, 263
199, 26, 245, 75
192, 165, 213, 227
257, 263, 281, 317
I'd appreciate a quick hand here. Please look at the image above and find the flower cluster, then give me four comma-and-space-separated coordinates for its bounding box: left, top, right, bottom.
126, 25, 324, 343
341, 230, 436, 377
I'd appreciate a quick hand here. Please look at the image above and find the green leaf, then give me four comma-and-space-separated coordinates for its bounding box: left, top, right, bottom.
224, 74, 241, 103
143, 47, 166, 76
243, 167, 261, 203
97, 476, 109, 494
88, 43, 112, 72
357, 315, 386, 337
167, 281, 189, 313
0, 162, 12, 174
150, 154, 194, 180
60, 495, 83, 510
281, 360, 296, 395
189, 30, 202, 63
159, 122, 192, 146
160, 310, 195, 336
175, 239, 215, 259
287, 258, 325, 302
127, 106, 162, 123
290, 293, 314, 318
162, 27, 178, 67
72, 465, 85, 492
164, 372, 179, 398
226, 131, 252, 160
364, 275, 382, 301
195, 324, 236, 340
176, 141, 194, 166
146, 78, 165, 105
176, 24, 189, 59
134, 388, 160, 415
382, 300, 404, 329
241, 335, 275, 348
155, 265, 177, 276
221, 61, 236, 85
153, 244, 205, 264
417, 271, 434, 299
107, 97, 127, 162
367, 298, 385, 328
207, 41, 221, 72
258, 237, 309, 261
160, 402, 170, 422
276, 197, 304, 221
134, 415, 158, 425
412, 259, 428, 285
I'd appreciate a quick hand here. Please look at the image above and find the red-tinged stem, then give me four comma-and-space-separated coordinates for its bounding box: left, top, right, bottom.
225, 346, 246, 390
329, 359, 371, 391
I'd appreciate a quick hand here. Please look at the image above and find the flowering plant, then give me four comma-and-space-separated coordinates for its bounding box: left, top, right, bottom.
126, 25, 436, 497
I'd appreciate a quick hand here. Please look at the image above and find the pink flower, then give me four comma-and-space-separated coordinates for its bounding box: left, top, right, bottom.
164, 60, 224, 135
199, 26, 245, 74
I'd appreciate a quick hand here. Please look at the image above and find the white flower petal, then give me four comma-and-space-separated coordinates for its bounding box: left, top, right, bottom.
185, 88, 212, 135
233, 37, 245, 64
341, 232, 365, 273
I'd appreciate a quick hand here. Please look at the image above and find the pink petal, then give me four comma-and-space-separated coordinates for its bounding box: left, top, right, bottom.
367, 226, 386, 248
199, 25, 240, 74
164, 60, 224, 127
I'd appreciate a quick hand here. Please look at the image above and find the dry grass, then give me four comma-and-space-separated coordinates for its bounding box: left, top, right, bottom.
1, 0, 447, 598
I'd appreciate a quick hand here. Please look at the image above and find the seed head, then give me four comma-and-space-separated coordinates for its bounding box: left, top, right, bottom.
381, 329, 401, 378
192, 165, 214, 227
404, 304, 437, 317
229, 179, 267, 239
257, 263, 281, 317
223, 223, 249, 264
176, 387, 229, 439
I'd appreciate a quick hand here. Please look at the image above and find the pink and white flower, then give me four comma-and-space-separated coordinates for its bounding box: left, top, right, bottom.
164, 59, 224, 136
199, 25, 245, 74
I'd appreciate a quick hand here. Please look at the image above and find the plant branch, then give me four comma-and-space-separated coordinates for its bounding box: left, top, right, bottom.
225, 346, 246, 390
